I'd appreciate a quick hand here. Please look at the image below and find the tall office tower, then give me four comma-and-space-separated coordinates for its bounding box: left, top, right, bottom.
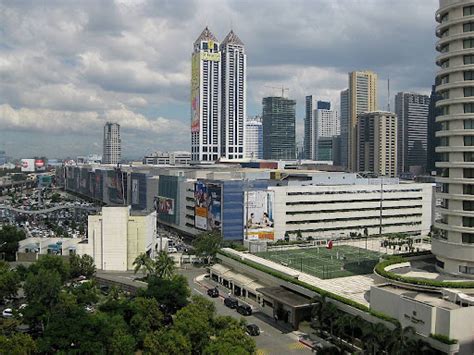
102, 122, 121, 165
357, 111, 397, 177
191, 27, 221, 162
314, 102, 340, 160
245, 116, 263, 159
427, 83, 442, 173
304, 95, 317, 159
262, 97, 296, 160
348, 71, 378, 171
340, 89, 349, 168
395, 92, 430, 174
220, 30, 246, 160
434, 0, 474, 276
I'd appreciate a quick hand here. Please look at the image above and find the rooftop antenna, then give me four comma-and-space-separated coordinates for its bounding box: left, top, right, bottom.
387, 76, 391, 112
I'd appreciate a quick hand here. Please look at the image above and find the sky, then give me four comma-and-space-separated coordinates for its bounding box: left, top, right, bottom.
0, 0, 439, 159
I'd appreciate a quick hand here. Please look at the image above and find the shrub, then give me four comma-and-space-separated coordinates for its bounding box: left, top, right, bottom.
429, 333, 458, 345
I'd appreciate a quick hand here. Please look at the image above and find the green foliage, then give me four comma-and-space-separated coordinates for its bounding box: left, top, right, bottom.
204, 326, 256, 355
143, 329, 191, 355
0, 225, 26, 261
375, 257, 474, 288
69, 254, 96, 278
140, 274, 190, 312
129, 297, 164, 346
0, 333, 36, 355
153, 251, 175, 279
193, 232, 222, 263
50, 192, 61, 203
70, 281, 100, 305
109, 328, 136, 355
429, 333, 458, 344
0, 262, 20, 301
30, 254, 70, 282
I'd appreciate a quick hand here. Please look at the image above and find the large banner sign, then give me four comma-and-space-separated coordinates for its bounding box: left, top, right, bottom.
194, 181, 221, 231
21, 159, 35, 172
156, 196, 175, 215
245, 190, 275, 241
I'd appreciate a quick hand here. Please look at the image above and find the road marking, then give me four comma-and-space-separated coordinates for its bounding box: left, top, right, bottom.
193, 288, 203, 295
288, 342, 307, 350
256, 349, 269, 355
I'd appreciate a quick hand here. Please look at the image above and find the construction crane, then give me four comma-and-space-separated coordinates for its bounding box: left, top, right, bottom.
264, 85, 289, 98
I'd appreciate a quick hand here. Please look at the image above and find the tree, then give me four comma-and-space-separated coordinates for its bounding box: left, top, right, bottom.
109, 329, 136, 355
70, 281, 100, 305
387, 324, 418, 354
0, 333, 36, 354
361, 322, 390, 355
69, 254, 96, 278
0, 225, 26, 261
143, 329, 191, 355
140, 274, 190, 313
193, 232, 222, 264
133, 253, 153, 276
29, 254, 70, 282
129, 297, 164, 346
153, 251, 175, 279
50, 193, 61, 203
0, 262, 20, 301
204, 326, 256, 355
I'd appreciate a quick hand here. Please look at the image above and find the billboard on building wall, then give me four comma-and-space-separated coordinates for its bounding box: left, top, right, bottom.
132, 178, 139, 204
21, 159, 35, 172
244, 190, 275, 241
194, 181, 222, 231
191, 53, 200, 133
106, 169, 126, 205
35, 158, 46, 172
155, 196, 175, 215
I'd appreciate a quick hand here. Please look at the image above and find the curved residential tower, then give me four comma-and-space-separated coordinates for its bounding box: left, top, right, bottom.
434, 0, 474, 276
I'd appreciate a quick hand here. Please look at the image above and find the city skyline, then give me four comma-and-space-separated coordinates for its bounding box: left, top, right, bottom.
0, 0, 438, 158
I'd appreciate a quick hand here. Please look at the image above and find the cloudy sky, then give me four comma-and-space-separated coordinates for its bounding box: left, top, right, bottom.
0, 0, 439, 159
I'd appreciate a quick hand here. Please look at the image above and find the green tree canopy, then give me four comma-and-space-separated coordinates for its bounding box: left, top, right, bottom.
129, 297, 164, 346
0, 261, 20, 301
143, 329, 191, 355
0, 333, 36, 355
153, 251, 175, 279
192, 232, 222, 263
140, 274, 190, 313
69, 254, 96, 278
204, 326, 256, 355
29, 254, 70, 282
0, 225, 26, 261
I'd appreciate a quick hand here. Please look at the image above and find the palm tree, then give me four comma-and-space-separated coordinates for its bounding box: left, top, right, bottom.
133, 253, 153, 276
361, 322, 389, 354
387, 324, 418, 354
152, 251, 175, 279
311, 295, 327, 336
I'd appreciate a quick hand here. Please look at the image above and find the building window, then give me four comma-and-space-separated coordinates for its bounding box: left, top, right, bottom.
440, 105, 450, 115
464, 6, 474, 16
465, 55, 474, 65
440, 90, 450, 99
465, 152, 474, 162
464, 184, 474, 195
466, 169, 474, 178
465, 136, 474, 146
463, 217, 474, 228
459, 265, 474, 275
465, 87, 474, 97
440, 44, 450, 52
464, 103, 474, 113
441, 12, 449, 22
441, 168, 450, 177
464, 200, 474, 211
440, 59, 449, 68
442, 183, 449, 193
465, 119, 474, 129
440, 75, 450, 84
465, 39, 474, 49
465, 71, 474, 80
436, 259, 445, 269
465, 23, 474, 32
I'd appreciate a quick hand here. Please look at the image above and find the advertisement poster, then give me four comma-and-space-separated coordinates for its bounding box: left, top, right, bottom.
106, 170, 125, 205
191, 53, 200, 133
245, 190, 274, 240
21, 159, 35, 172
35, 159, 46, 172
156, 196, 175, 215
206, 184, 221, 231
194, 182, 208, 230
132, 179, 139, 205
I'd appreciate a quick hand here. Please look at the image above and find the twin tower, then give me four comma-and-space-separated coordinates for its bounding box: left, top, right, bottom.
191, 27, 246, 162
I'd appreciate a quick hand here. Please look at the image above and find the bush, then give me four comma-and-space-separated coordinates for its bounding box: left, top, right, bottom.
429, 333, 458, 345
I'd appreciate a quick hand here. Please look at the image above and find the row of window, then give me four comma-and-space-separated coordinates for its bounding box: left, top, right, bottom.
287, 189, 422, 196
286, 196, 423, 206
286, 205, 422, 215
286, 221, 421, 234
286, 213, 422, 225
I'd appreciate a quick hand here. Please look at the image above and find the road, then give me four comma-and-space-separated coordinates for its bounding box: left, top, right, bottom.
179, 267, 313, 355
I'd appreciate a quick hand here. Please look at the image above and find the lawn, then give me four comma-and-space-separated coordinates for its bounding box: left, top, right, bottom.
256, 245, 382, 279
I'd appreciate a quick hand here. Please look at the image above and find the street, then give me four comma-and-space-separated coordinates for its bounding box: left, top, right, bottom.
179, 267, 313, 355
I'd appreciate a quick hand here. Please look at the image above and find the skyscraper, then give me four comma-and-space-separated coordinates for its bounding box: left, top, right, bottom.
304, 95, 317, 159
221, 30, 246, 160
395, 92, 430, 174
357, 111, 397, 177
245, 116, 263, 159
262, 97, 296, 160
339, 89, 349, 168
348, 71, 378, 171
103, 122, 121, 165
191, 27, 221, 162
433, 0, 474, 276
427, 83, 441, 173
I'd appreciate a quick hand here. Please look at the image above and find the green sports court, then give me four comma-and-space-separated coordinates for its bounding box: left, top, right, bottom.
256, 245, 382, 279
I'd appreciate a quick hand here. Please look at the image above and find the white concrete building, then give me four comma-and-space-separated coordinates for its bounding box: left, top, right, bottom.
143, 151, 191, 165
434, 0, 474, 277
77, 206, 157, 271
191, 27, 221, 163
271, 178, 434, 240
221, 30, 246, 160
102, 122, 121, 165
245, 117, 263, 159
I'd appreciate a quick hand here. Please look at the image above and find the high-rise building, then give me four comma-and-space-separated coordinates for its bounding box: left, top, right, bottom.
304, 98, 339, 160
433, 0, 474, 276
262, 97, 296, 160
357, 111, 397, 177
348, 71, 378, 171
191, 27, 221, 162
221, 30, 246, 160
103, 122, 121, 165
245, 116, 263, 159
339, 89, 349, 168
427, 83, 442, 173
395, 92, 430, 174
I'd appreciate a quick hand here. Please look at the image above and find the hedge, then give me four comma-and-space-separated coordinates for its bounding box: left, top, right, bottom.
375, 257, 474, 289
429, 333, 458, 345
218, 250, 399, 325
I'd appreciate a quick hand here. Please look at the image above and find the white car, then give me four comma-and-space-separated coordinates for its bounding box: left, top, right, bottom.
2, 308, 13, 318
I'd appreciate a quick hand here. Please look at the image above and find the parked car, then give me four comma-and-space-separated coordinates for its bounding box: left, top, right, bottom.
236, 304, 252, 316
168, 247, 177, 253
246, 324, 260, 336
2, 308, 13, 318
207, 287, 219, 298
224, 297, 238, 309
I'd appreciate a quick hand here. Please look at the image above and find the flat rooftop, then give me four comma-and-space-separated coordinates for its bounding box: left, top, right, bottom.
257, 286, 313, 308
